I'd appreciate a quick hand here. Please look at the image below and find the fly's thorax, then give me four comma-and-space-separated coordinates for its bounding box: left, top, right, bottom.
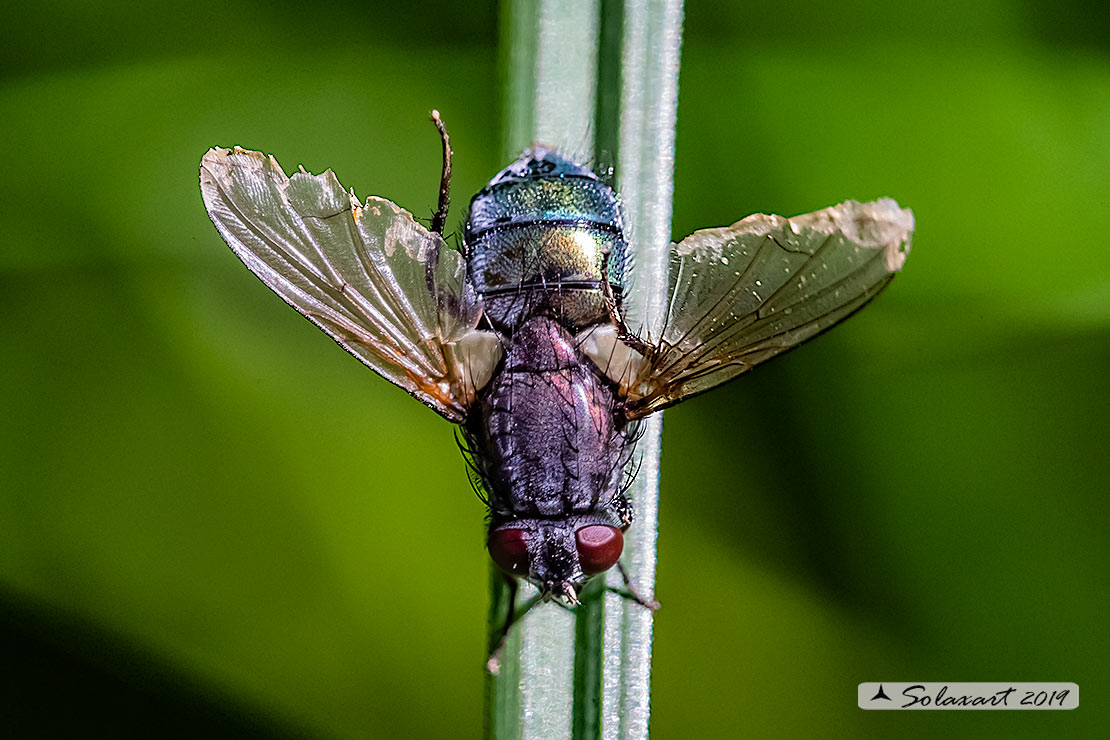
466, 316, 635, 521
464, 149, 630, 330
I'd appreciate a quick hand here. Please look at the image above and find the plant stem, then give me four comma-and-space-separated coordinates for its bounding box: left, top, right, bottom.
487, 2, 683, 738
599, 4, 683, 737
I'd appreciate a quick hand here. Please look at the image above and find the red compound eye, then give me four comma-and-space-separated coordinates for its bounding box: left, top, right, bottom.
488, 528, 530, 576
575, 525, 623, 575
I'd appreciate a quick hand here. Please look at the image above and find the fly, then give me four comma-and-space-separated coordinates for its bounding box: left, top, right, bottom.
199, 112, 913, 661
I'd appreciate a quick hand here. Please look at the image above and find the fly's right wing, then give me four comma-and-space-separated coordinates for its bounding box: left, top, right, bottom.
582, 199, 912, 419
200, 147, 500, 422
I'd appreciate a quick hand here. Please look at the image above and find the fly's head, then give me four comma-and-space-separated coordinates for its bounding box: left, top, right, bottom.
487, 515, 626, 603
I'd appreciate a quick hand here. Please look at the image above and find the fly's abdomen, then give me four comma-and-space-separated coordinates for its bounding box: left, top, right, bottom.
465, 149, 629, 330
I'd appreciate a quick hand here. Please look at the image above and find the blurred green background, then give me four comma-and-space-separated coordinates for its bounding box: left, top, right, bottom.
2, 0, 1107, 737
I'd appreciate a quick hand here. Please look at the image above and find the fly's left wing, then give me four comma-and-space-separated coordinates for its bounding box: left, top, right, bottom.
200, 147, 500, 422
582, 199, 912, 419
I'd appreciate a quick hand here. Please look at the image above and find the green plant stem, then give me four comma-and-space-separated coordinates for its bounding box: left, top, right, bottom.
599, 4, 683, 737
487, 2, 683, 738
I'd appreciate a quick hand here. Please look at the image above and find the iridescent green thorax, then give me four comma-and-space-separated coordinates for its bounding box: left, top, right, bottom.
465, 148, 628, 331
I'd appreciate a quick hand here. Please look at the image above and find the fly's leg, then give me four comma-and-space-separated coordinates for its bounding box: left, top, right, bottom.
486, 575, 517, 675
487, 576, 543, 675
600, 252, 654, 355
424, 110, 455, 298
606, 561, 661, 611
430, 109, 452, 236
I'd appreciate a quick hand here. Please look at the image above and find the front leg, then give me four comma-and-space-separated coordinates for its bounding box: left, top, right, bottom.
487, 575, 543, 675
608, 560, 661, 611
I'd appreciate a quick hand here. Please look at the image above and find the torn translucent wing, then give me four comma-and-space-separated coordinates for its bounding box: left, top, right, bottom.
199, 147, 500, 422
619, 199, 913, 418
